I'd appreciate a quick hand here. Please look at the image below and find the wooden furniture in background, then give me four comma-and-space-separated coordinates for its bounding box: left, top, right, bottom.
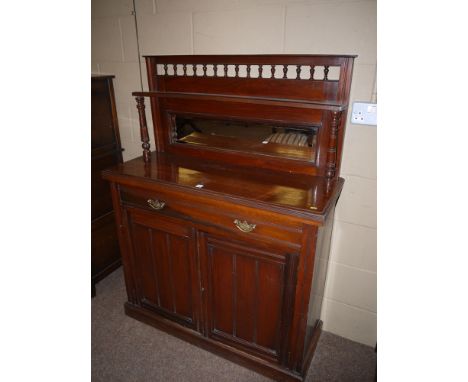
102, 55, 355, 381
92, 75, 123, 297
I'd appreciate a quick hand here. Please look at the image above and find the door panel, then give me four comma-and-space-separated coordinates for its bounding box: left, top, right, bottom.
211, 249, 234, 335
127, 208, 199, 330
256, 261, 284, 350
235, 254, 256, 342
201, 233, 297, 363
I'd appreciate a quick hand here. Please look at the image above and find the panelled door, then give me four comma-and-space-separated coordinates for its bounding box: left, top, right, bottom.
126, 207, 200, 332
199, 232, 298, 364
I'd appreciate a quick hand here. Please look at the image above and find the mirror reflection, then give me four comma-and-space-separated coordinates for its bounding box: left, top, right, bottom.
174, 116, 319, 162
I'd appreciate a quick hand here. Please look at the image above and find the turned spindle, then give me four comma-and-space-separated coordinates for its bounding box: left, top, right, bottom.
135, 96, 151, 163
283, 65, 288, 79
310, 65, 315, 80
296, 65, 301, 80
324, 65, 330, 80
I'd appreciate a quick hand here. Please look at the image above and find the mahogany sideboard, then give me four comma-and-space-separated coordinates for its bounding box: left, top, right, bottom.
102, 55, 355, 381
92, 75, 123, 297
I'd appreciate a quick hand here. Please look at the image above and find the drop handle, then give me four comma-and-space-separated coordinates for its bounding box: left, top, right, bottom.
233, 219, 256, 233
147, 199, 166, 210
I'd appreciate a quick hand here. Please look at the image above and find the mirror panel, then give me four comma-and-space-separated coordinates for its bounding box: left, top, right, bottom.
173, 115, 319, 163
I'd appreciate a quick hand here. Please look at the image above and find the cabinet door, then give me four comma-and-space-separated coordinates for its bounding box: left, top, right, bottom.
200, 233, 298, 364
126, 208, 200, 331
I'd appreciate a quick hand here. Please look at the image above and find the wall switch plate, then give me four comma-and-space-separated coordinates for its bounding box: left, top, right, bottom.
351, 102, 377, 125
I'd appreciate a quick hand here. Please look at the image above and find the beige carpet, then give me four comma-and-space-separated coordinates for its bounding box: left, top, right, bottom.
92, 268, 376, 381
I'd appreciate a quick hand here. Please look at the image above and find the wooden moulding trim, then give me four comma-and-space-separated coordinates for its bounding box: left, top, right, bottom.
132, 91, 348, 112
142, 54, 357, 66
124, 302, 305, 382
101, 171, 345, 226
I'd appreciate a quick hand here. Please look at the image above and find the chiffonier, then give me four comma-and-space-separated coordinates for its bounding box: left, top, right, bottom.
91, 75, 123, 297
102, 55, 355, 381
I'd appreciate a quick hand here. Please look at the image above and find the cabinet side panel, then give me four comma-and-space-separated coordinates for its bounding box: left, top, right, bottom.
303, 206, 335, 356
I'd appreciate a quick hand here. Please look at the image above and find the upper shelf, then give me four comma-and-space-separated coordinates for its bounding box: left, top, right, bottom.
132, 91, 349, 111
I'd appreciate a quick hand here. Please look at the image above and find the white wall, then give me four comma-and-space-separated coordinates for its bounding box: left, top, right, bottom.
92, 0, 377, 346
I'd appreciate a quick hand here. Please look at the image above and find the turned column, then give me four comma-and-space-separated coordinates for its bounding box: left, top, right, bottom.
326, 110, 342, 178
135, 96, 151, 163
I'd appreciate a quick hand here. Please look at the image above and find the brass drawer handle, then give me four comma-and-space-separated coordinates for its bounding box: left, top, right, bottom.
147, 199, 166, 210
234, 219, 256, 233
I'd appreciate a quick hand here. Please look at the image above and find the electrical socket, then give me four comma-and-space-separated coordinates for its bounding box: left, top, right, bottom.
351, 102, 377, 126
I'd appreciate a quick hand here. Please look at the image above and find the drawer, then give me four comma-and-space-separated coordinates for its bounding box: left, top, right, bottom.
119, 185, 303, 247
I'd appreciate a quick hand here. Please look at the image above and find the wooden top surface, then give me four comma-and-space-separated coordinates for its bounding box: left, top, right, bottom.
92, 74, 115, 79
102, 152, 344, 223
